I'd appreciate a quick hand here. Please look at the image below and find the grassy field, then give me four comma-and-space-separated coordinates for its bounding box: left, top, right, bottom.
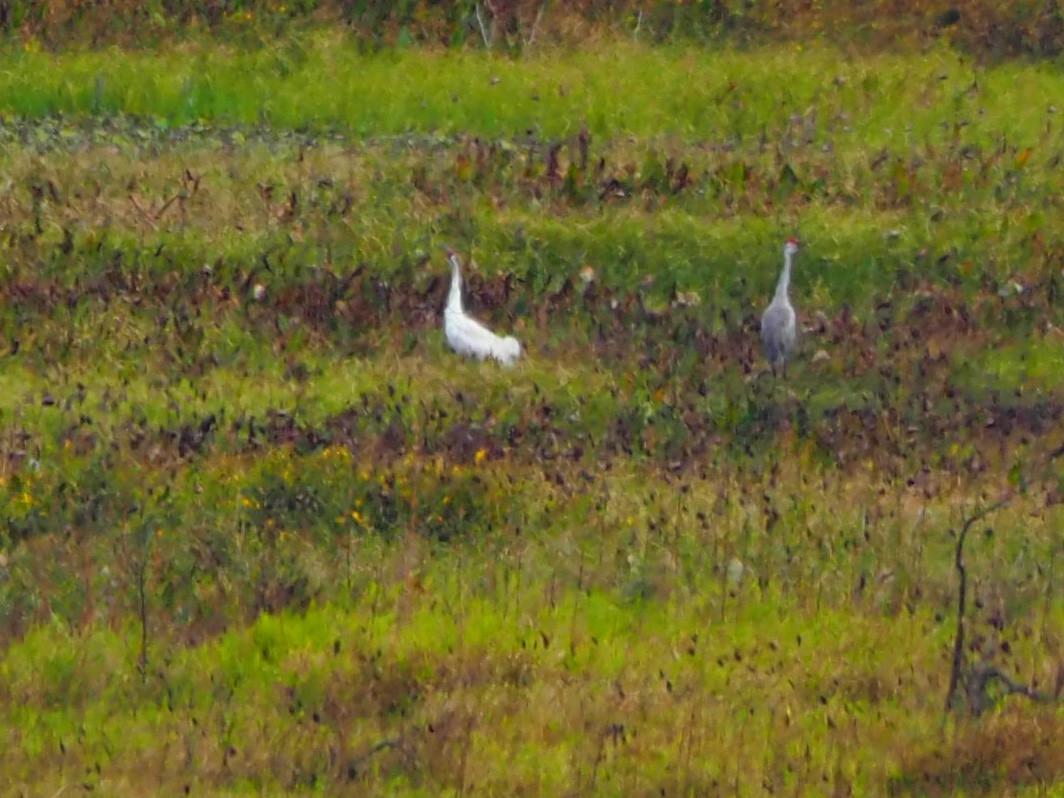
0, 34, 1062, 795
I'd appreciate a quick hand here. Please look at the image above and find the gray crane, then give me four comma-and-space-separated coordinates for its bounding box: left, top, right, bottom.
760, 238, 800, 375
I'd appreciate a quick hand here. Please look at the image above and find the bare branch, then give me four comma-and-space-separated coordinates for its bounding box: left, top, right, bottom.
347, 737, 406, 776
945, 495, 1013, 713
975, 665, 1050, 704
965, 663, 1053, 717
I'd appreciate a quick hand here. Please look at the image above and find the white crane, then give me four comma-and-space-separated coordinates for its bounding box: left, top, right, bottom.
760, 237, 800, 375
443, 248, 521, 366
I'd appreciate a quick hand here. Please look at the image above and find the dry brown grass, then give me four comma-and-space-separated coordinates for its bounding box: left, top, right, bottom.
892, 709, 1064, 796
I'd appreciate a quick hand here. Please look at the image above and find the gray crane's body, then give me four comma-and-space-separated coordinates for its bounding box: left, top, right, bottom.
760, 240, 799, 374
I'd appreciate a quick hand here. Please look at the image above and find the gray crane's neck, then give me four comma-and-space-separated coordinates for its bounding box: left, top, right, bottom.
447, 256, 464, 313
774, 251, 794, 302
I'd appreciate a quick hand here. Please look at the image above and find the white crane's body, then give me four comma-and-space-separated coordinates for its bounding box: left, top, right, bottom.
444, 251, 521, 366
760, 238, 800, 374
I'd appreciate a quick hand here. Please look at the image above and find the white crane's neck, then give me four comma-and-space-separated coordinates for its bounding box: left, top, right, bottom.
447, 255, 464, 313
774, 249, 794, 303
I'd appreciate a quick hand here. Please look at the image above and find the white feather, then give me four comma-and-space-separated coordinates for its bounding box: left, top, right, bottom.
443, 253, 521, 366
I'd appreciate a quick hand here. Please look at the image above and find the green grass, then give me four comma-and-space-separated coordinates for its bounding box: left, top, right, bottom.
0, 36, 1061, 796
958, 334, 1064, 394
0, 35, 1060, 145
0, 593, 974, 793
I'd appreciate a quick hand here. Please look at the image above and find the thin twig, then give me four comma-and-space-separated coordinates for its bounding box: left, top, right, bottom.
633, 10, 643, 40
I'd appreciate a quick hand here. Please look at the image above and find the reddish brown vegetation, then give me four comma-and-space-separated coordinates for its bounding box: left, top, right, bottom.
5, 0, 1064, 59
892, 710, 1064, 795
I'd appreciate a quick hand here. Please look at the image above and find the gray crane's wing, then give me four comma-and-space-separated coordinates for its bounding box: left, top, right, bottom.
760, 304, 796, 366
